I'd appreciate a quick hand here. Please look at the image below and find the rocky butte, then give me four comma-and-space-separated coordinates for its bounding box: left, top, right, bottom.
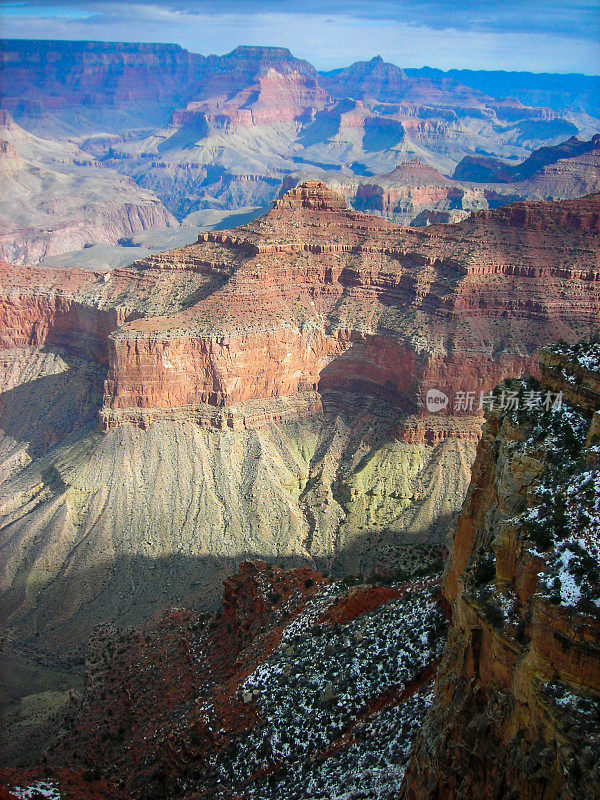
0, 183, 599, 661
96, 182, 600, 432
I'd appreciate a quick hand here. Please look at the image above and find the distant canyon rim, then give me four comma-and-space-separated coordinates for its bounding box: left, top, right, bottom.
1, 40, 599, 267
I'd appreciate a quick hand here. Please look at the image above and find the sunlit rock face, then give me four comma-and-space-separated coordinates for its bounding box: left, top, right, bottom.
401, 343, 600, 800
0, 188, 599, 652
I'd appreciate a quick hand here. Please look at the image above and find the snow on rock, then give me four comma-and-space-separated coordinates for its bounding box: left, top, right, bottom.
217, 583, 446, 798
11, 782, 61, 800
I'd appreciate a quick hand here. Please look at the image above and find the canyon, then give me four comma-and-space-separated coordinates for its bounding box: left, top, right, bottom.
0, 110, 180, 266
2, 13, 600, 797
2, 40, 599, 253
0, 35, 599, 797
0, 185, 598, 670
1, 341, 598, 799
104, 55, 590, 218
329, 135, 600, 225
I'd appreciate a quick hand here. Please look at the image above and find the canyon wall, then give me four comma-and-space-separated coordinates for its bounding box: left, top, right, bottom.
0, 40, 206, 132
97, 185, 600, 428
3, 40, 597, 229
0, 186, 599, 656
401, 343, 600, 800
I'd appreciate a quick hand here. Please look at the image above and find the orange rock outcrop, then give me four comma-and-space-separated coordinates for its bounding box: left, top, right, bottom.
401, 346, 600, 800
0, 184, 599, 435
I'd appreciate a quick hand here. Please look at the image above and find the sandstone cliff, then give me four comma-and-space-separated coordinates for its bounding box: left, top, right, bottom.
0, 40, 207, 134
100, 185, 600, 427
401, 342, 600, 800
0, 187, 599, 681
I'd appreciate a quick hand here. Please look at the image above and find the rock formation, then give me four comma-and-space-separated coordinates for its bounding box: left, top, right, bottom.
295, 136, 600, 226
454, 133, 600, 186
1, 562, 447, 799
2, 183, 599, 430
89, 48, 588, 216
2, 342, 599, 797
401, 341, 600, 799
320, 160, 508, 225
99, 186, 600, 428
2, 41, 597, 224
0, 39, 207, 134
0, 186, 599, 698
403, 67, 600, 121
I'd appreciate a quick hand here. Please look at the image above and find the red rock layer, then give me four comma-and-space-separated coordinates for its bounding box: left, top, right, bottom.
0, 185, 599, 431
101, 185, 600, 424
175, 68, 330, 128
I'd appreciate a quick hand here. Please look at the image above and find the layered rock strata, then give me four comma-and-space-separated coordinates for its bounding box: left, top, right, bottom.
0, 185, 599, 654
100, 185, 600, 428
1, 184, 600, 431
319, 137, 600, 226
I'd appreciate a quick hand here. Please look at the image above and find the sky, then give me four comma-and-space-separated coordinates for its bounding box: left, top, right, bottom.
0, 0, 599, 74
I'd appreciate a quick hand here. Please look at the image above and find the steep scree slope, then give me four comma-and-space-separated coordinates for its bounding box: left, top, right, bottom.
0, 110, 178, 265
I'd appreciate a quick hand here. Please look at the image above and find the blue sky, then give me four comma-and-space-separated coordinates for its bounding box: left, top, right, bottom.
1, 0, 598, 73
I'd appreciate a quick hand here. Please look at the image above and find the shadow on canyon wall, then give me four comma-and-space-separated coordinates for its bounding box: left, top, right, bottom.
0, 349, 105, 467
1, 528, 451, 649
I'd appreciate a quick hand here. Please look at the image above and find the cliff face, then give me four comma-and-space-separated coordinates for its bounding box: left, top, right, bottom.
1, 188, 599, 662
0, 40, 206, 132
94, 49, 586, 217
4, 41, 596, 227
175, 68, 330, 128
401, 343, 600, 800
0, 41, 317, 136
98, 186, 600, 428
321, 137, 600, 226
323, 159, 483, 226
453, 134, 600, 183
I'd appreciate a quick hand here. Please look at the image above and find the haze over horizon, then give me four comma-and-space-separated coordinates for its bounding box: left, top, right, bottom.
0, 0, 599, 74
